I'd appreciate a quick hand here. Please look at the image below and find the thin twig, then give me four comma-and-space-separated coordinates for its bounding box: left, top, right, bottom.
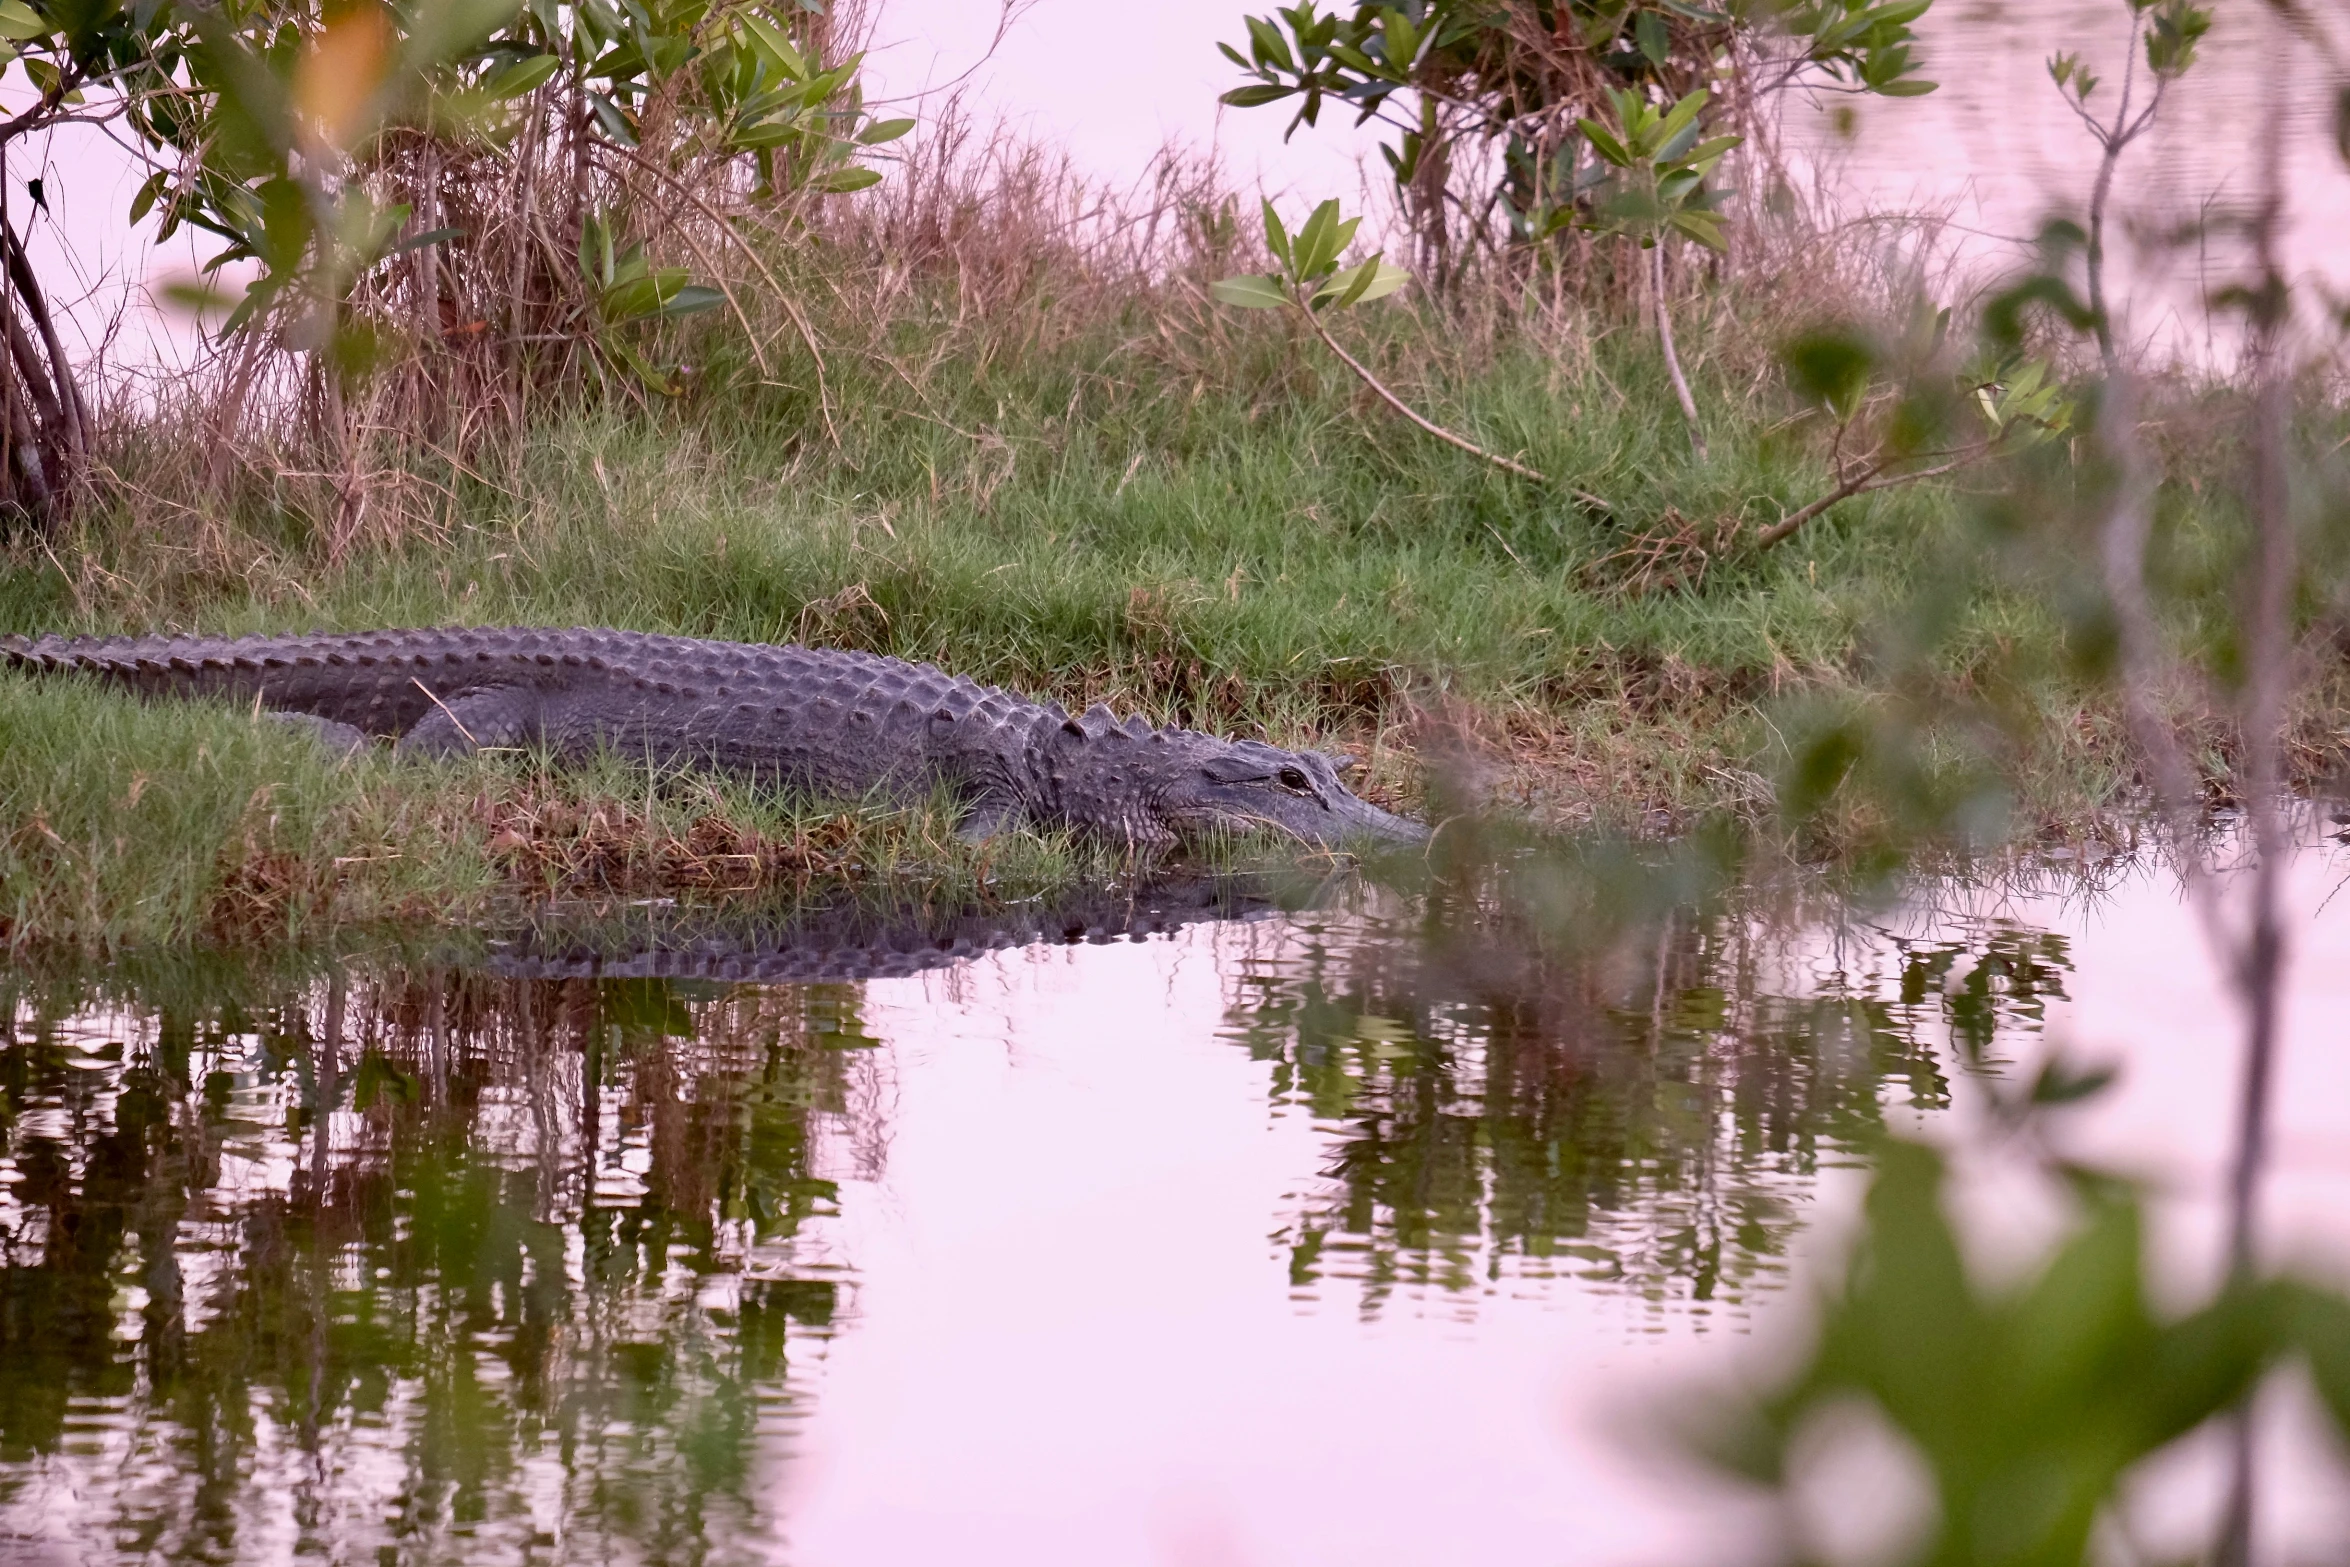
587, 141, 838, 444
1753, 445, 1986, 550
1299, 301, 1610, 510
411, 677, 479, 747
2216, 21, 2301, 1560
2095, 377, 2225, 944
1652, 244, 1707, 461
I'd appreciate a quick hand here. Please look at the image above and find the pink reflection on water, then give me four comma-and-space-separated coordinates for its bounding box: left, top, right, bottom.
781, 934, 1776, 1566
767, 849, 2350, 1565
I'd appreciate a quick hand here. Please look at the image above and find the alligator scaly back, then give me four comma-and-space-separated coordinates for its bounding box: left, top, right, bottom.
0, 625, 1429, 847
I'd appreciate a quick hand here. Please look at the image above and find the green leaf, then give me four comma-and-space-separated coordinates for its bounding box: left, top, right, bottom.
1380, 6, 1418, 68
813, 165, 881, 193
1311, 251, 1408, 311
2027, 1055, 2120, 1106
1351, 257, 1409, 302
159, 276, 234, 315
1260, 198, 1293, 271
1873, 77, 1938, 95
1669, 209, 1727, 250
1221, 82, 1295, 108
1209, 273, 1292, 309
608, 335, 679, 393
1293, 196, 1341, 278
1576, 118, 1634, 168
730, 121, 801, 150
586, 89, 638, 145
2299, 1287, 2350, 1442
603, 272, 667, 321
485, 52, 562, 98
1682, 133, 1744, 169
1318, 212, 1364, 276
216, 272, 281, 337
128, 169, 166, 226
660, 282, 726, 316
579, 210, 610, 287
1635, 9, 1669, 65
1311, 255, 1372, 310
739, 10, 810, 75
0, 0, 43, 40
1245, 13, 1295, 71
1655, 87, 1710, 152
1783, 323, 1877, 419
857, 115, 914, 145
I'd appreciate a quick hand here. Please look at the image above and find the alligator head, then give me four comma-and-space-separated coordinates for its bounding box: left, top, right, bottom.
1153, 738, 1429, 848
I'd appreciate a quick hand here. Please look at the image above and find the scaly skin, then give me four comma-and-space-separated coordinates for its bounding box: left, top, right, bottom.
484, 878, 1288, 983
0, 625, 1429, 849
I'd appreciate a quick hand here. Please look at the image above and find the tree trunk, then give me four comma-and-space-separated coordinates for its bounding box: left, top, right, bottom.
1651, 243, 1707, 462
0, 206, 86, 534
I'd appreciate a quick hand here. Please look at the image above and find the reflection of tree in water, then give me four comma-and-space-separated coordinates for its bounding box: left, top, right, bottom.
0, 964, 877, 1564
1223, 895, 2071, 1318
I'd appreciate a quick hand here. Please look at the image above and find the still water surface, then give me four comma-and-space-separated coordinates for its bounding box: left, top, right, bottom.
1794, 0, 2350, 363
4, 853, 2349, 1565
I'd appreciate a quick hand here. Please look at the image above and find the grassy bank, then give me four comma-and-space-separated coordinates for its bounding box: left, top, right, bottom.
0, 665, 1149, 947
2, 184, 2328, 947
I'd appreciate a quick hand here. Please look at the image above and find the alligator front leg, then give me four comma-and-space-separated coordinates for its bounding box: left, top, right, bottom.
267, 711, 370, 758
953, 796, 1029, 845
395, 684, 545, 758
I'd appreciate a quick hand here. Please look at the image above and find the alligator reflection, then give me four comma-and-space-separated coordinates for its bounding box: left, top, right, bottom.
1224, 896, 2071, 1316
0, 959, 875, 1564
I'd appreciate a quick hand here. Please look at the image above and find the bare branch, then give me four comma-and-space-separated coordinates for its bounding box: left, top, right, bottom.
1652, 244, 1707, 461
1755, 440, 2001, 551
1298, 298, 1611, 510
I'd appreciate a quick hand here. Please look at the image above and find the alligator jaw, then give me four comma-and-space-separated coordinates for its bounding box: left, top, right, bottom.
1331, 794, 1432, 848
1166, 791, 1430, 850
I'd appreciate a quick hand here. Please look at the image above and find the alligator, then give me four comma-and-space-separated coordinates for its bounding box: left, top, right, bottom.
0, 625, 1428, 849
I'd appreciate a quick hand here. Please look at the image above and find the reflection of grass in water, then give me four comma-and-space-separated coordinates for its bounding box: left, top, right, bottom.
0, 962, 870, 1562
1226, 874, 2075, 1318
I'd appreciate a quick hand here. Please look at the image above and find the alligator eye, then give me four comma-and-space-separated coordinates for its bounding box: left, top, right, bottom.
1276, 766, 1311, 792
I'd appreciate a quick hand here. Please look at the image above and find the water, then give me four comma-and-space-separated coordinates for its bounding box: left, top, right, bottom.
4, 852, 2349, 1566
1790, 0, 2350, 365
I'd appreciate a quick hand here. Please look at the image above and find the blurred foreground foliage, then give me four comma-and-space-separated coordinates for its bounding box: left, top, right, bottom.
1698, 1138, 2350, 1567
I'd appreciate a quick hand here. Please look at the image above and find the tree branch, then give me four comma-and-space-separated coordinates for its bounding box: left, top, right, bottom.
1300, 300, 1610, 510
1753, 443, 1992, 550
1652, 243, 1707, 461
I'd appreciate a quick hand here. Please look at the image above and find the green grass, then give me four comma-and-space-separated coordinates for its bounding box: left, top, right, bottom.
0, 258, 2304, 947
0, 667, 1148, 948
